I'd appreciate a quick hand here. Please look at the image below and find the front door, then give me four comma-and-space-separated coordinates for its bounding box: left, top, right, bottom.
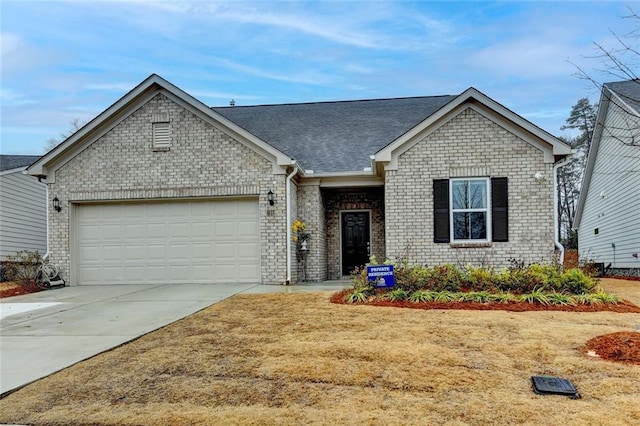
341, 211, 370, 275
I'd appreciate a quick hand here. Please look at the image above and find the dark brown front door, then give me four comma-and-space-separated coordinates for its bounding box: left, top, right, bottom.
341, 211, 370, 275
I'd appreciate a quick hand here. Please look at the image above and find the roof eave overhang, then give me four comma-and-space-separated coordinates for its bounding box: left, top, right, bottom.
0, 166, 28, 176
27, 74, 293, 182
373, 87, 572, 171
299, 170, 383, 188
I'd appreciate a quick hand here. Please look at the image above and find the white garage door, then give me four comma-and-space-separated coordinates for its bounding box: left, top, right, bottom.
75, 199, 260, 285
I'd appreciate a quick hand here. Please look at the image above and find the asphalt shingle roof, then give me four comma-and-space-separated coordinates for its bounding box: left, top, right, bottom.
213, 95, 456, 173
606, 80, 640, 114
0, 155, 41, 172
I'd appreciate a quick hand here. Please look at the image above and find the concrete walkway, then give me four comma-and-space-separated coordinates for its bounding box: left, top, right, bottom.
0, 282, 347, 396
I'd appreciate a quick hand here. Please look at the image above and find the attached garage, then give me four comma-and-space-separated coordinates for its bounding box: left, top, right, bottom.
73, 198, 260, 285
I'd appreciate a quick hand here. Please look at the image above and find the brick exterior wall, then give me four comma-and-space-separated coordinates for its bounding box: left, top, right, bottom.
385, 107, 555, 268
48, 93, 288, 285
324, 188, 385, 279
296, 183, 327, 281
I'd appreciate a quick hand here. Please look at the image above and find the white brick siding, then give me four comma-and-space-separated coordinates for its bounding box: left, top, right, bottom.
385, 108, 555, 268
48, 94, 288, 285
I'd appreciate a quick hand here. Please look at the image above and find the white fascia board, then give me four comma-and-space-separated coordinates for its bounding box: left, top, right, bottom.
1, 166, 28, 176
302, 172, 383, 188
573, 88, 611, 229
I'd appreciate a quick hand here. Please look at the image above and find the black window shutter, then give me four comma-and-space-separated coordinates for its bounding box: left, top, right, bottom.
491, 177, 508, 242
433, 179, 450, 243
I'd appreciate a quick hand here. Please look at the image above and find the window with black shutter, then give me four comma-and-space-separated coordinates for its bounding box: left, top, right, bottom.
433, 179, 450, 243
432, 177, 508, 243
491, 177, 508, 242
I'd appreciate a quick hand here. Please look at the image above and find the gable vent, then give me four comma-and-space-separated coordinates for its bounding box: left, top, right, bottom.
152, 113, 170, 151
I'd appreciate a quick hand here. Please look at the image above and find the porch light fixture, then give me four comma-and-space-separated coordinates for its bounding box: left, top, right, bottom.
53, 197, 61, 212
267, 190, 275, 206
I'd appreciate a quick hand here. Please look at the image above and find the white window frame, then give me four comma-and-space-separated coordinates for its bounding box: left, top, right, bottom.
449, 177, 492, 243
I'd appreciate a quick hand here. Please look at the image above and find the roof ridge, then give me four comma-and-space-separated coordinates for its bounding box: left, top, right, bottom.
211, 94, 457, 109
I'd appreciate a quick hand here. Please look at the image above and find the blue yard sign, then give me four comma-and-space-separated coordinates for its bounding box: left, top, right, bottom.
367, 265, 395, 287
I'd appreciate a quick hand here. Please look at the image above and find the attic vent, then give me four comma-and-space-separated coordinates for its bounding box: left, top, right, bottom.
152, 113, 170, 151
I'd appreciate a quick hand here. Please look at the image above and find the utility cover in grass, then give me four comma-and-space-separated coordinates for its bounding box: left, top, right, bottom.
531, 376, 580, 399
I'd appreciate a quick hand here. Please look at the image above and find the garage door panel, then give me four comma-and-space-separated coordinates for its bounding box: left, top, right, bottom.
124, 245, 147, 259
237, 242, 259, 260
214, 242, 236, 259
192, 265, 214, 281
76, 199, 259, 285
237, 265, 260, 281
238, 221, 258, 237
192, 221, 214, 237
147, 244, 166, 261
123, 223, 146, 239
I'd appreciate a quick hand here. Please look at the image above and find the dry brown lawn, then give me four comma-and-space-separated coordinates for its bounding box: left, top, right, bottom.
1, 278, 639, 425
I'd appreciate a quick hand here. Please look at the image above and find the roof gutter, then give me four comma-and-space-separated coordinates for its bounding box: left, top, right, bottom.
285, 162, 298, 285
553, 156, 571, 266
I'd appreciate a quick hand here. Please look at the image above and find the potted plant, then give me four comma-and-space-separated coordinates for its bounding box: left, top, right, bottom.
292, 220, 311, 251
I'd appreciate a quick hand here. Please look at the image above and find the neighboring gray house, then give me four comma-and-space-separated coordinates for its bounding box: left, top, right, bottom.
574, 80, 640, 273
27, 74, 571, 286
0, 155, 47, 259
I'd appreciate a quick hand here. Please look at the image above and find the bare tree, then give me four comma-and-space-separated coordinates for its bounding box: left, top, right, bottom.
572, 8, 640, 148
44, 118, 86, 152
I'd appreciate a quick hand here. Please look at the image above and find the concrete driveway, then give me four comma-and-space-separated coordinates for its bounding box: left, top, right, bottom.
0, 282, 347, 396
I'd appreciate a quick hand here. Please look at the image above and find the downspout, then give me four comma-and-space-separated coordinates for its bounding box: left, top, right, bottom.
553, 156, 571, 267
285, 162, 298, 285
43, 185, 50, 261
31, 171, 50, 260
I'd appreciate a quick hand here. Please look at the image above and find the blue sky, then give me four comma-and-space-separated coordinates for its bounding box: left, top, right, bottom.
1, 0, 638, 155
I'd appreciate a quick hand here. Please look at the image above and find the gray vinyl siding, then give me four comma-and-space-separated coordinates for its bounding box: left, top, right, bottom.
0, 169, 47, 259
578, 100, 640, 268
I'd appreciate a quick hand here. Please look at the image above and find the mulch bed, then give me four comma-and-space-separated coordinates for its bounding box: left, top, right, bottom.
585, 332, 640, 365
0, 283, 44, 299
330, 290, 640, 313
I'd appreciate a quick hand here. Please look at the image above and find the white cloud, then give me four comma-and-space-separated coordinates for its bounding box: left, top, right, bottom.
0, 33, 60, 78
85, 83, 137, 92
467, 38, 576, 77
0, 88, 36, 106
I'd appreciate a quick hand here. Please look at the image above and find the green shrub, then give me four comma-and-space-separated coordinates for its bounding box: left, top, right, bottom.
559, 268, 597, 294
408, 290, 437, 303
465, 267, 497, 292
518, 288, 550, 305
591, 288, 621, 304
427, 264, 463, 292
547, 293, 577, 306
385, 288, 409, 302
345, 289, 370, 304
394, 263, 431, 292
432, 290, 457, 302
459, 291, 494, 303
489, 293, 517, 304
527, 263, 561, 291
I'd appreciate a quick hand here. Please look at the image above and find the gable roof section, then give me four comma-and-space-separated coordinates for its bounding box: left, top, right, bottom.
375, 87, 571, 169
213, 95, 456, 173
0, 155, 41, 173
574, 80, 640, 229
605, 80, 640, 114
27, 75, 570, 180
27, 74, 293, 182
